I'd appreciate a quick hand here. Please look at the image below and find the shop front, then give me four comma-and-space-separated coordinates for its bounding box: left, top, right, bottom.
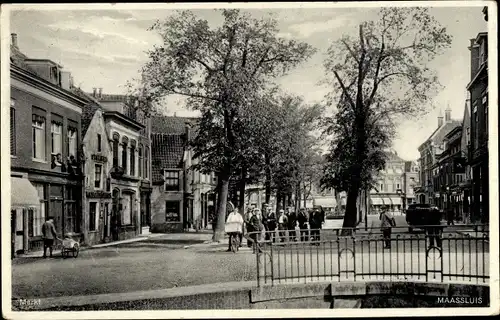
11, 175, 41, 257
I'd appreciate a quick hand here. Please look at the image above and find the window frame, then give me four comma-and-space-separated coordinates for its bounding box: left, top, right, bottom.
32, 116, 46, 161
164, 170, 180, 191
94, 164, 102, 189
130, 144, 136, 176
165, 201, 181, 222
51, 121, 63, 157
97, 134, 102, 152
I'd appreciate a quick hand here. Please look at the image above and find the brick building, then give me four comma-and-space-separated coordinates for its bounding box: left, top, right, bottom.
416, 108, 462, 207
150, 116, 217, 232
466, 31, 489, 224
9, 34, 87, 254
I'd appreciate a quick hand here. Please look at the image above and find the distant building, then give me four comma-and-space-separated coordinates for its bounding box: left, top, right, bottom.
369, 151, 406, 214
416, 107, 462, 207
150, 116, 217, 232
466, 31, 489, 224
10, 33, 87, 254
403, 160, 420, 208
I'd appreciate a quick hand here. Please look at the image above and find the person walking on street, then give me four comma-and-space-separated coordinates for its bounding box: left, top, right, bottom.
287, 207, 297, 242
446, 208, 455, 226
427, 206, 443, 249
225, 207, 244, 252
42, 216, 60, 258
248, 209, 263, 253
380, 207, 396, 249
277, 209, 288, 242
309, 207, 324, 243
261, 204, 271, 241
298, 208, 309, 241
267, 209, 277, 243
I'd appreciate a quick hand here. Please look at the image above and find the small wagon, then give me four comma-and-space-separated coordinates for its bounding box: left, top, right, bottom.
60, 237, 80, 258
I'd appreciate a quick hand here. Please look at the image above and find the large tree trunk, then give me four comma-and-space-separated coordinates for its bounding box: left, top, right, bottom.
238, 166, 247, 215
265, 155, 272, 203
295, 182, 301, 213
276, 191, 282, 214
213, 172, 230, 242
342, 181, 360, 235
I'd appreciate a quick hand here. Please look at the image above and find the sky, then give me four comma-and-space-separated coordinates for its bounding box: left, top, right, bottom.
7, 3, 489, 161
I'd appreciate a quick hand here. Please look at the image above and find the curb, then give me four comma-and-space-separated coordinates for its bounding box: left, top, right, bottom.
13, 281, 257, 311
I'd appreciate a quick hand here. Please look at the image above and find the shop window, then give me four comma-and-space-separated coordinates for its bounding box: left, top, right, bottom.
165, 201, 180, 222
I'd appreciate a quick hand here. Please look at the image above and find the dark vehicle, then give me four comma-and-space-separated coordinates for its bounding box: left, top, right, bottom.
405, 203, 442, 232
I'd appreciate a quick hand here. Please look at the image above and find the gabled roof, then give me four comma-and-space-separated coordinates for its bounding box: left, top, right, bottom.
151, 115, 199, 135
71, 87, 105, 138
151, 133, 186, 183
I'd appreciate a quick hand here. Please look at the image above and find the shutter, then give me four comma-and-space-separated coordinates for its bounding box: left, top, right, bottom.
10, 108, 15, 155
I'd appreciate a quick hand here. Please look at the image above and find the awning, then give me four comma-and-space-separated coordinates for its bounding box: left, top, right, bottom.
11, 177, 40, 208
313, 197, 337, 208
388, 197, 401, 205
370, 198, 385, 205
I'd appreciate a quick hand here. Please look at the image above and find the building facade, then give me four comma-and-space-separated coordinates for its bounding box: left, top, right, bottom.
466, 32, 489, 224
150, 116, 217, 232
10, 34, 87, 253
89, 92, 152, 240
416, 108, 462, 207
369, 151, 406, 214
403, 160, 420, 209
78, 95, 113, 245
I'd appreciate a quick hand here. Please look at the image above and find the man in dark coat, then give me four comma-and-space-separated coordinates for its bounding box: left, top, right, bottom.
287, 207, 297, 241
297, 208, 309, 241
309, 207, 324, 242
42, 216, 59, 258
248, 209, 263, 253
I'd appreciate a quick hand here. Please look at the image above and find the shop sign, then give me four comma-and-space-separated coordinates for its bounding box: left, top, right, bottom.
91, 154, 107, 162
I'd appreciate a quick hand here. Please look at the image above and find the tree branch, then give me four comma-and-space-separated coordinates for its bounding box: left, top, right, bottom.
333, 71, 356, 110
251, 47, 271, 77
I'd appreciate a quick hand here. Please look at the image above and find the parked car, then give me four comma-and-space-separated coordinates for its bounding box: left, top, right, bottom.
405, 203, 442, 232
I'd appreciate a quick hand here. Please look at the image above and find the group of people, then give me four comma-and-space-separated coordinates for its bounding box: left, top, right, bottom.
224, 202, 326, 253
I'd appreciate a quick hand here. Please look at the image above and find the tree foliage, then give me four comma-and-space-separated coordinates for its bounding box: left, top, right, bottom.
138, 9, 316, 240
321, 7, 452, 231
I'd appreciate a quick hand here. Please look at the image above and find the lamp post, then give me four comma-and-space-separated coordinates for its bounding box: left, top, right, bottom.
396, 188, 405, 215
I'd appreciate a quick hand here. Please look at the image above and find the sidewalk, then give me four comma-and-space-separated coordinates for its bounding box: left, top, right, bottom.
15, 230, 220, 259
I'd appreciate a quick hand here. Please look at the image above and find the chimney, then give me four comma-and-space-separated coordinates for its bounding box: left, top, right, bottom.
11, 33, 18, 48
92, 88, 97, 97
445, 105, 451, 122
438, 110, 444, 128
98, 88, 103, 98
60, 71, 72, 90
469, 38, 480, 79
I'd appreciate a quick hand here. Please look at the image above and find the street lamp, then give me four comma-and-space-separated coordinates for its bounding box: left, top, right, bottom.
396, 188, 405, 215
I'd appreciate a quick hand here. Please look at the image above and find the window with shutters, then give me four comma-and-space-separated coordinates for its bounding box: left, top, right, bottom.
10, 101, 16, 155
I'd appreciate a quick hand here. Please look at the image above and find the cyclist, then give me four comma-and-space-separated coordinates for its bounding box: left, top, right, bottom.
224, 205, 244, 252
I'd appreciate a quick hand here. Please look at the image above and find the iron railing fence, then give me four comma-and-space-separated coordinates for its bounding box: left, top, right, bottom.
246, 226, 489, 287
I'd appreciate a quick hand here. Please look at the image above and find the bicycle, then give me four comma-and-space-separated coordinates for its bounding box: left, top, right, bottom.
228, 232, 241, 253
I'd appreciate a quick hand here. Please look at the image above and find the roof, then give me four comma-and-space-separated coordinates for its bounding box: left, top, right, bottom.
151, 115, 199, 134
71, 87, 105, 137
418, 119, 462, 151
151, 133, 186, 183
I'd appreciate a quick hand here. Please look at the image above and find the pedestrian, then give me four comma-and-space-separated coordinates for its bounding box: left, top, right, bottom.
267, 209, 277, 243
380, 207, 396, 249
224, 206, 244, 252
261, 204, 270, 241
427, 206, 443, 249
248, 209, 263, 253
277, 209, 288, 242
41, 216, 59, 258
298, 208, 309, 241
309, 207, 324, 243
287, 207, 297, 242
446, 208, 455, 226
